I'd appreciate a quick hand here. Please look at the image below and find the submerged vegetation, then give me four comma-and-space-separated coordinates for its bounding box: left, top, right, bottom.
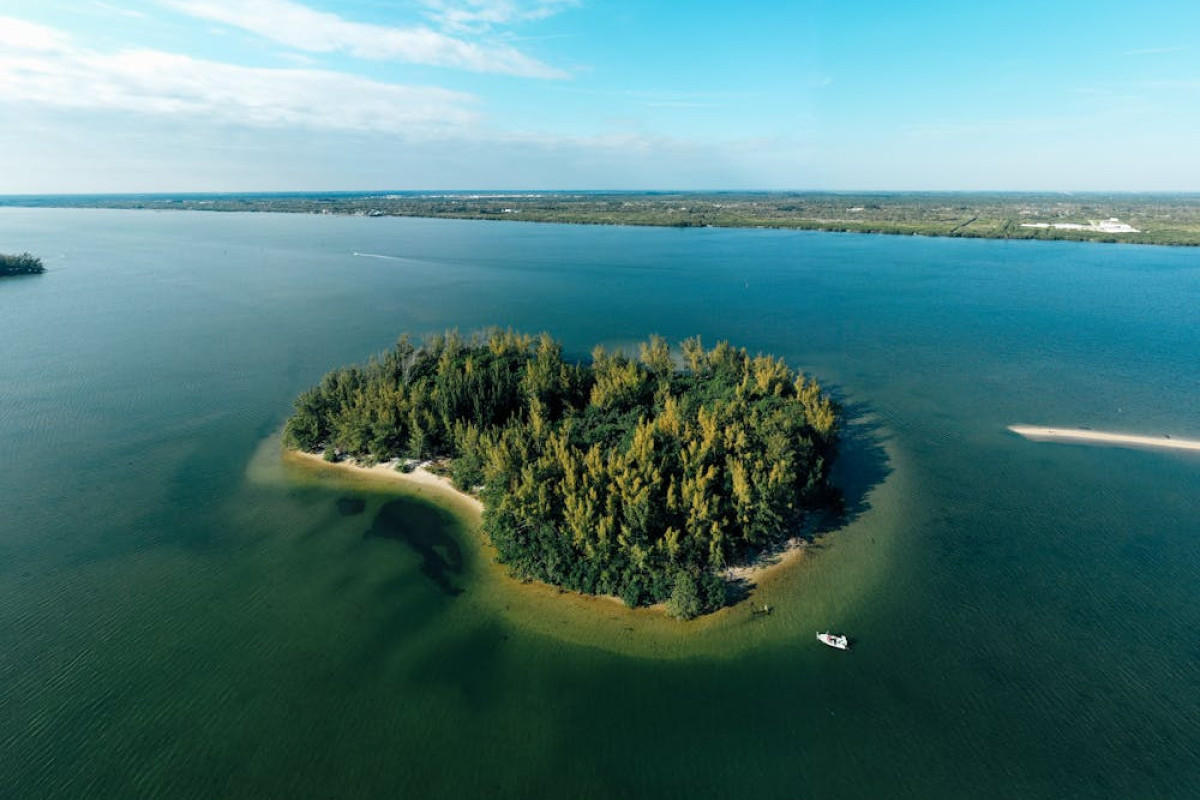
0, 252, 44, 276
285, 330, 839, 618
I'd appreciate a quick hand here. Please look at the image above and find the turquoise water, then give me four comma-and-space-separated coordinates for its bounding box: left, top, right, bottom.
1, 209, 1197, 798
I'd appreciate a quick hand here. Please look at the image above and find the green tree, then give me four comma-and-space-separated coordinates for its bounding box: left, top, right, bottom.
665, 570, 703, 619
639, 334, 674, 378
0, 253, 45, 276
283, 330, 840, 618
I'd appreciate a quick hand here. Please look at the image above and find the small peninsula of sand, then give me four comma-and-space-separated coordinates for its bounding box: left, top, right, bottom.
286, 449, 483, 514
1009, 425, 1200, 452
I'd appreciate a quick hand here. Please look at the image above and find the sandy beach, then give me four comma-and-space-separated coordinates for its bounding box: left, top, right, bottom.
285, 449, 484, 514
1008, 425, 1200, 452
725, 537, 809, 583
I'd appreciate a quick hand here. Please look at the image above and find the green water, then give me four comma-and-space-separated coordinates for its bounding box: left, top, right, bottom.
1, 209, 1197, 798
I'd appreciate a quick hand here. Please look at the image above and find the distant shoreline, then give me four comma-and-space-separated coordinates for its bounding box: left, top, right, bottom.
5, 191, 1200, 246
1008, 425, 1200, 452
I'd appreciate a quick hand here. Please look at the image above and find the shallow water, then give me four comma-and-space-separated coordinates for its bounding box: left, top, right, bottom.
1, 209, 1197, 798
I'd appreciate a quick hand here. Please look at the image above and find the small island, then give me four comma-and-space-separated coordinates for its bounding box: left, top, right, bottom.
285, 331, 839, 618
0, 252, 44, 276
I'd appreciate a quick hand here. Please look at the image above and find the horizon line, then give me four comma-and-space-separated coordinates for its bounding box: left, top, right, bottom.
4, 189, 1200, 199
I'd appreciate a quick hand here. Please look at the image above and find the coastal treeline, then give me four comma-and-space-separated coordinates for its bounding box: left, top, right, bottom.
0, 253, 44, 276
17, 193, 1200, 246
285, 331, 839, 617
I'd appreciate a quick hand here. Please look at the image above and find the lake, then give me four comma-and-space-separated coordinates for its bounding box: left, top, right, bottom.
1, 209, 1197, 798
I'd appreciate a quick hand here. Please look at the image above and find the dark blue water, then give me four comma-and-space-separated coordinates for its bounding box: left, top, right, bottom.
1, 209, 1197, 798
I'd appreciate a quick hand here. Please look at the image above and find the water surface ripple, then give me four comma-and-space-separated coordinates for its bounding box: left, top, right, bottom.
1, 209, 1197, 799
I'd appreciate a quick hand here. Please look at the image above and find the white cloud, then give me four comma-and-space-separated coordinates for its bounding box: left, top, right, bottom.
1136, 79, 1200, 90
418, 0, 580, 34
0, 16, 479, 135
160, 0, 567, 78
90, 2, 149, 19
0, 16, 71, 51
1122, 45, 1188, 56
640, 101, 720, 109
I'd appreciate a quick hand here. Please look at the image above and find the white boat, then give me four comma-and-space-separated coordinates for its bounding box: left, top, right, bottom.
817, 631, 849, 650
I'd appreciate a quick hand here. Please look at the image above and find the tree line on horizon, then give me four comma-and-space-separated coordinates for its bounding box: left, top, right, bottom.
284, 330, 840, 618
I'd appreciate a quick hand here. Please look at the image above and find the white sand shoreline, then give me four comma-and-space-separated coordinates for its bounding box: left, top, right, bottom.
285, 449, 484, 514
725, 537, 809, 583
1008, 425, 1200, 452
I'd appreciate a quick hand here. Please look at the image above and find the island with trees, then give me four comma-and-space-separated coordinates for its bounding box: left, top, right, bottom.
0, 253, 44, 276
284, 331, 840, 618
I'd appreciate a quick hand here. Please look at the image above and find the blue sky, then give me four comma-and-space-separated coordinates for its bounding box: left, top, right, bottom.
1, 0, 1198, 192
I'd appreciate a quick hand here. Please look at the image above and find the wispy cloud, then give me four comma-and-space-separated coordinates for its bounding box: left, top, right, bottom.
1122, 45, 1189, 56
639, 100, 729, 110
560, 87, 762, 103
159, 0, 567, 78
418, 0, 580, 34
902, 116, 1082, 139
90, 2, 149, 19
901, 92, 1165, 142
0, 16, 71, 51
0, 16, 479, 135
1134, 79, 1200, 90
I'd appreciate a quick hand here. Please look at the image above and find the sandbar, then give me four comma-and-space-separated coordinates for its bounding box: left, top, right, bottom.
1008, 425, 1200, 452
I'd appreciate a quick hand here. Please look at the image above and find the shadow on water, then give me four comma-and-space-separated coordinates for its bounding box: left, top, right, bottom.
403, 620, 513, 714
365, 499, 466, 596
822, 398, 895, 532
754, 398, 894, 558
336, 497, 366, 516
723, 398, 893, 605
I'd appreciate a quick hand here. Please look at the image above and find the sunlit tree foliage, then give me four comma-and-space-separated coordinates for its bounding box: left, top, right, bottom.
285, 330, 839, 617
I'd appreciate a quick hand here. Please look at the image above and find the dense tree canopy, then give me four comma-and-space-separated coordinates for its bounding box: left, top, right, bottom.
285, 330, 839, 617
0, 253, 44, 276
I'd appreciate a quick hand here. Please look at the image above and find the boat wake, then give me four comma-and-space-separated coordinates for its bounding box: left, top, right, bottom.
352, 252, 410, 261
